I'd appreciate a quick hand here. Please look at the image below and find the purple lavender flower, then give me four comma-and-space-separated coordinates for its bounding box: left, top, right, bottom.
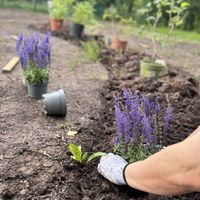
16, 32, 51, 70
163, 106, 173, 136
114, 89, 173, 161
142, 115, 154, 144
144, 96, 151, 117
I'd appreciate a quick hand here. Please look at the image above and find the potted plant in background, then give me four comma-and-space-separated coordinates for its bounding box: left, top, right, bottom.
50, 0, 67, 31
103, 5, 128, 52
140, 0, 189, 78
71, 1, 97, 39
113, 89, 173, 163
16, 32, 51, 99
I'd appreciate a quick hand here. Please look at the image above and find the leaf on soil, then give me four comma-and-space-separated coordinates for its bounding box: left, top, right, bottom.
67, 131, 78, 136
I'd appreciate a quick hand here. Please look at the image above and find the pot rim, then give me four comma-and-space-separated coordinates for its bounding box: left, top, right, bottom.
27, 82, 48, 87
58, 89, 66, 116
140, 60, 166, 70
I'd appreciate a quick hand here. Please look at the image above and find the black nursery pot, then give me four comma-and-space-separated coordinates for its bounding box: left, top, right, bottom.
71, 23, 85, 39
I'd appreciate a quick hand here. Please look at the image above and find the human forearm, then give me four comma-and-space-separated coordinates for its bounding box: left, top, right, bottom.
124, 143, 196, 195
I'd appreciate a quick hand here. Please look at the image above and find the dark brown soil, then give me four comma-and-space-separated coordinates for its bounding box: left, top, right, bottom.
0, 9, 200, 200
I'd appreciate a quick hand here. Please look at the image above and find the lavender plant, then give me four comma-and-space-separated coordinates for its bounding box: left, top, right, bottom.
113, 89, 173, 163
16, 32, 51, 85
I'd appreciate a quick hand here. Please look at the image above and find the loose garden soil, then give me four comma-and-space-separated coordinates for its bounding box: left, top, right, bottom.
0, 9, 200, 200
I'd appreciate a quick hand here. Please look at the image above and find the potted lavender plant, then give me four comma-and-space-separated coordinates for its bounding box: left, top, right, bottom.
16, 32, 51, 99
113, 89, 173, 163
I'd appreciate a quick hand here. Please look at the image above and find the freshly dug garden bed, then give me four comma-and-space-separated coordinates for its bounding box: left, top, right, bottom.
67, 49, 200, 200
40, 48, 200, 200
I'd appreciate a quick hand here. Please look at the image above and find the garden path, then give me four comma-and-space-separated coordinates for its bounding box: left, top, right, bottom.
0, 9, 108, 199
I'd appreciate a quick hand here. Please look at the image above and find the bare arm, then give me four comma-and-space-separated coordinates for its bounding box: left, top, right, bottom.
125, 126, 200, 195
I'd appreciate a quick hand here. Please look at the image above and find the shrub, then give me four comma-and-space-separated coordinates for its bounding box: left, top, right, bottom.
72, 1, 97, 26
113, 89, 173, 163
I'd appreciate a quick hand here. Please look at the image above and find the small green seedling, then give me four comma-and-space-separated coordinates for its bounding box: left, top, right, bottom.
68, 144, 106, 165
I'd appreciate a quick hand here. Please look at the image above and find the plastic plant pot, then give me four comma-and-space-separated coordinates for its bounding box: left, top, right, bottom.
111, 38, 128, 51
140, 60, 167, 78
71, 23, 85, 39
27, 83, 48, 99
50, 19, 64, 31
22, 76, 27, 87
42, 89, 67, 117
105, 36, 112, 46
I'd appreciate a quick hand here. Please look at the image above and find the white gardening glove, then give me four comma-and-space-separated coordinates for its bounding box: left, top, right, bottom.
98, 153, 128, 185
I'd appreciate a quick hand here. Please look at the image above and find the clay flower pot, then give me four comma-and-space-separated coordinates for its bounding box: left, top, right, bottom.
27, 82, 48, 99
50, 19, 64, 31
111, 38, 128, 51
71, 23, 85, 39
42, 89, 67, 116
140, 60, 167, 78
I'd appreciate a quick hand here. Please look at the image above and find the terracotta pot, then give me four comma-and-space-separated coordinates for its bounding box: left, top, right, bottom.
111, 38, 128, 51
50, 19, 64, 31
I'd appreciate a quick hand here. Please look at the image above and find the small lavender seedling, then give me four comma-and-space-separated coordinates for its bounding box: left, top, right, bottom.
113, 89, 173, 163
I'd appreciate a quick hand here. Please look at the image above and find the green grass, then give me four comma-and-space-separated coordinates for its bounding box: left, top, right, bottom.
111, 22, 200, 44
130, 25, 200, 44
156, 27, 200, 44
0, 0, 48, 13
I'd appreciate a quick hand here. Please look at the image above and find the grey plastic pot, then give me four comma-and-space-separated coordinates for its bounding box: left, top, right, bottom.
140, 60, 167, 78
27, 83, 48, 99
42, 89, 66, 116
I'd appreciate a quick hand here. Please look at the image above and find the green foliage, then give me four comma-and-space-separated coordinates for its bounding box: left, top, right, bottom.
142, 0, 189, 59
72, 1, 97, 25
68, 144, 106, 165
103, 5, 121, 22
51, 0, 74, 19
114, 143, 159, 163
23, 65, 49, 85
81, 40, 101, 61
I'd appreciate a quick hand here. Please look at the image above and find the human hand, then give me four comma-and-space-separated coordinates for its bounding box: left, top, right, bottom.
97, 153, 128, 185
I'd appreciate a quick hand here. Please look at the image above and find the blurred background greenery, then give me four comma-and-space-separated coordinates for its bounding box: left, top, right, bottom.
0, 0, 200, 41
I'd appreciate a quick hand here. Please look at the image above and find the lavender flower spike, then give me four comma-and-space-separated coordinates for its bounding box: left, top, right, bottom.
16, 32, 51, 70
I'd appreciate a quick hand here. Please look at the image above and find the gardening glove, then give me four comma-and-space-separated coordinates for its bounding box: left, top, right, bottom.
98, 153, 128, 185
